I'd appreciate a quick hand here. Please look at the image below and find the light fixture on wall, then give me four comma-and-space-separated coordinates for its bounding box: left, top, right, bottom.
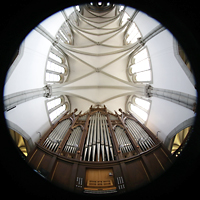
37, 132, 42, 139
156, 131, 161, 138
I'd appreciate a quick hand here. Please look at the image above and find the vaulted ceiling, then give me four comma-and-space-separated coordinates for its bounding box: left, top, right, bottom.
4, 3, 196, 145
51, 5, 142, 113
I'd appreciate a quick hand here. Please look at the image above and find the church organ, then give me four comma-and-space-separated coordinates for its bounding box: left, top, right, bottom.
27, 106, 172, 195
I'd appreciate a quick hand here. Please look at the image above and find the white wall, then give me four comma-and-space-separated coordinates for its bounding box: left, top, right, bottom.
146, 97, 195, 142
134, 10, 196, 96
3, 8, 73, 145
39, 10, 65, 37
5, 97, 51, 144
134, 11, 197, 145
147, 30, 196, 96
134, 10, 160, 37
4, 30, 52, 96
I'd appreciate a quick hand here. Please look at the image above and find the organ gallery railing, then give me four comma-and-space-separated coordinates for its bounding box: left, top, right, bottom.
38, 106, 159, 161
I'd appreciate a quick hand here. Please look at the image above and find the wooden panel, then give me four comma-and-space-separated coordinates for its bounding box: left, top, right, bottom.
87, 180, 113, 187
154, 148, 172, 170
143, 152, 165, 180
51, 160, 73, 189
28, 149, 44, 169
84, 168, 115, 190
125, 159, 150, 190
38, 154, 52, 171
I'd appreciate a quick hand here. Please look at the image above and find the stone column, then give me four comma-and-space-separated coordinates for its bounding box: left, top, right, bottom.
4, 85, 52, 111
146, 85, 196, 112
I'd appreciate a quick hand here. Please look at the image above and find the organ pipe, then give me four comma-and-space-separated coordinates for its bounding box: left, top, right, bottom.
64, 126, 82, 154
42, 119, 71, 152
125, 118, 155, 151
41, 106, 158, 161
83, 112, 115, 161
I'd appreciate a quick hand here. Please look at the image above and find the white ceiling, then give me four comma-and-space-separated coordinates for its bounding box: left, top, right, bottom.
4, 4, 196, 144
51, 6, 138, 113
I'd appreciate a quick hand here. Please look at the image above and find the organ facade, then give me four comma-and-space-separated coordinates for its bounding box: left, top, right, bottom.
27, 106, 172, 195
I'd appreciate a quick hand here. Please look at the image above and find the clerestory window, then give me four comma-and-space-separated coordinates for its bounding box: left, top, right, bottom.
57, 22, 73, 45
47, 98, 62, 110
46, 73, 61, 82
45, 46, 69, 84
131, 104, 148, 121
47, 61, 65, 74
126, 23, 141, 44
49, 52, 62, 63
127, 96, 151, 124
128, 47, 152, 83
49, 104, 66, 122
46, 96, 70, 123
135, 97, 150, 110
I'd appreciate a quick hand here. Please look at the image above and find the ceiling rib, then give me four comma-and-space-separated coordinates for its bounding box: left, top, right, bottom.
36, 24, 137, 56
99, 71, 135, 87
68, 17, 128, 36
76, 13, 119, 30
75, 9, 122, 28
99, 92, 140, 104
52, 71, 96, 89
40, 5, 162, 112
52, 91, 98, 105
54, 85, 135, 91
83, 6, 117, 19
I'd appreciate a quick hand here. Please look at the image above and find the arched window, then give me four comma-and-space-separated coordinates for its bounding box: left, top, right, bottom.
128, 48, 152, 83
126, 23, 141, 44
58, 30, 70, 44
127, 96, 151, 124
9, 129, 30, 157
46, 73, 61, 82
49, 52, 62, 63
49, 104, 66, 122
47, 61, 65, 74
57, 22, 73, 44
45, 46, 69, 84
46, 96, 70, 123
47, 97, 62, 110
130, 48, 150, 73
170, 126, 191, 157
121, 12, 129, 26
130, 104, 148, 121
135, 97, 150, 110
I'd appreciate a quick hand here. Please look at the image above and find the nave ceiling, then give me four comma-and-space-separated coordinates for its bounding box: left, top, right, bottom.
4, 2, 197, 145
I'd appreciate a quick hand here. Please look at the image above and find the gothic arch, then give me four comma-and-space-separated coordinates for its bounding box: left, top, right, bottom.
164, 116, 195, 149
6, 119, 34, 151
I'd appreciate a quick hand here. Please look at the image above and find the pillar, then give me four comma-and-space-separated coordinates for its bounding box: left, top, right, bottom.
4, 85, 51, 111
146, 85, 196, 112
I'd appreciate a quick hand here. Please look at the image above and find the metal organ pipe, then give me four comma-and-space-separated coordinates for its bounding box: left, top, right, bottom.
64, 126, 82, 154
114, 126, 134, 153
100, 115, 105, 161
97, 112, 100, 162
125, 119, 155, 151
83, 112, 115, 161
83, 115, 92, 161
102, 116, 109, 161
92, 113, 97, 161
42, 119, 71, 152
43, 119, 70, 151
88, 115, 95, 161
103, 117, 114, 160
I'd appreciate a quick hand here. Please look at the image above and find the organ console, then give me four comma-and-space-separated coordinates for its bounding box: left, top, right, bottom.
27, 105, 172, 195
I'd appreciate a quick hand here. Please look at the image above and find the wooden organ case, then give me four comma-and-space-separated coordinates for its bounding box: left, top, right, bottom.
27, 106, 172, 195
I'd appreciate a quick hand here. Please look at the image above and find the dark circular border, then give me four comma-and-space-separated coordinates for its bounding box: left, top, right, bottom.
1, 1, 200, 199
